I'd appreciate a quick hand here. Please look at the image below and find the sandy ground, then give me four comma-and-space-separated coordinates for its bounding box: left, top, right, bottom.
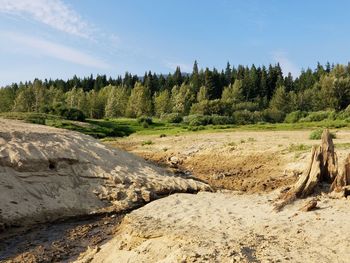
2, 120, 350, 262
83, 128, 350, 263
106, 129, 350, 193
77, 191, 350, 263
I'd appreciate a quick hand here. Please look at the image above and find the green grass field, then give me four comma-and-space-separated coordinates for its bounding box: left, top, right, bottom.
1, 112, 349, 139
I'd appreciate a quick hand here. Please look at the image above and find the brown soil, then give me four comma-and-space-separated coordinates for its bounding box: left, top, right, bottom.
106, 129, 350, 194
141, 151, 296, 193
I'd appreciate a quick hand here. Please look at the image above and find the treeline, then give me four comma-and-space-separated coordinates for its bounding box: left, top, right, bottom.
1, 61, 350, 124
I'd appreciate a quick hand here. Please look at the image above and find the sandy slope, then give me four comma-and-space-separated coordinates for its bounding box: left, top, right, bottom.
0, 119, 209, 228
77, 191, 350, 263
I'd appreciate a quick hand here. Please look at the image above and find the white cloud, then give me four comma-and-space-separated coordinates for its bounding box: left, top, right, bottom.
0, 0, 92, 38
3, 32, 110, 69
165, 61, 192, 73
272, 51, 300, 77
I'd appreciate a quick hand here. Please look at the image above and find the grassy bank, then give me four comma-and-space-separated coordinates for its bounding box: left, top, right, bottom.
1, 112, 349, 139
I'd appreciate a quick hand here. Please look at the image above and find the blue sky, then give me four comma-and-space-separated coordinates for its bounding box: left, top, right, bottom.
1, 0, 350, 86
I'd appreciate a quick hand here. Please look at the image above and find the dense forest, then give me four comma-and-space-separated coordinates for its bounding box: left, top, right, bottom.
1, 61, 350, 124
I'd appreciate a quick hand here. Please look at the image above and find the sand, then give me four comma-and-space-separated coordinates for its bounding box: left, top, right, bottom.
76, 191, 350, 263
2, 120, 349, 262
0, 119, 209, 228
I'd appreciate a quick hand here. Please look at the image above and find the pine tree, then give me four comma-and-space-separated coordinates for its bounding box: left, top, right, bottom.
204, 68, 215, 99
173, 66, 183, 86
225, 62, 232, 86
191, 60, 200, 91
269, 86, 291, 113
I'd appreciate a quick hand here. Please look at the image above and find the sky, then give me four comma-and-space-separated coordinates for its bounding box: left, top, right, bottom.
1, 0, 350, 86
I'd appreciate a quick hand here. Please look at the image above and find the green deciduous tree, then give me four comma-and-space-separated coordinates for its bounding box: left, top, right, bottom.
171, 83, 195, 115
126, 82, 152, 117
221, 80, 244, 105
154, 89, 171, 117
104, 86, 130, 118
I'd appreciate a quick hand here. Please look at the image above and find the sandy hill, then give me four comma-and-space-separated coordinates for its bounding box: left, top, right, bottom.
0, 119, 209, 228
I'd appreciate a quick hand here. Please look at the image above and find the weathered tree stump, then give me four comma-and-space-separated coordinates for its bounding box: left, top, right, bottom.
331, 154, 350, 191
275, 129, 349, 211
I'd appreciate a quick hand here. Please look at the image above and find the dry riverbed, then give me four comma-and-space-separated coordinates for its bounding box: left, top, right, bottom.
2, 124, 350, 262
106, 129, 350, 193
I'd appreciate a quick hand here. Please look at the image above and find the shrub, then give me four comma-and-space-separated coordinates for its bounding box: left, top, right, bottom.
232, 110, 253, 125
233, 110, 264, 125
233, 102, 260, 112
186, 125, 205, 131
309, 129, 336, 140
26, 115, 46, 125
190, 99, 225, 115
183, 114, 234, 126
262, 109, 285, 123
284, 111, 307, 123
344, 104, 350, 113
210, 115, 234, 125
334, 110, 350, 120
300, 111, 335, 122
60, 108, 86, 122
137, 116, 153, 128
137, 116, 153, 125
161, 113, 183, 123
183, 114, 209, 126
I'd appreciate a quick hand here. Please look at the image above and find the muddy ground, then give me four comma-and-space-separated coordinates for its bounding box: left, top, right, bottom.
0, 213, 124, 263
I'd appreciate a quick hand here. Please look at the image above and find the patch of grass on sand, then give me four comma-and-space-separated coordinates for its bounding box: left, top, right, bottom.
334, 142, 350, 149
227, 142, 237, 146
309, 129, 336, 140
287, 143, 312, 152
141, 140, 153, 146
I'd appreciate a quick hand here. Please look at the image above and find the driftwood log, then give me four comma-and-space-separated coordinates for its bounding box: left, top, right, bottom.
275, 129, 349, 211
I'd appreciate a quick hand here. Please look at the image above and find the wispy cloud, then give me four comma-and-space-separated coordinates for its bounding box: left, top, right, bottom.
165, 61, 192, 72
3, 32, 110, 69
0, 0, 92, 38
272, 51, 300, 77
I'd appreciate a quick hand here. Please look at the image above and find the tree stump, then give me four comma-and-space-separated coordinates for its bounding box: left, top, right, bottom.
331, 154, 350, 192
275, 129, 349, 211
